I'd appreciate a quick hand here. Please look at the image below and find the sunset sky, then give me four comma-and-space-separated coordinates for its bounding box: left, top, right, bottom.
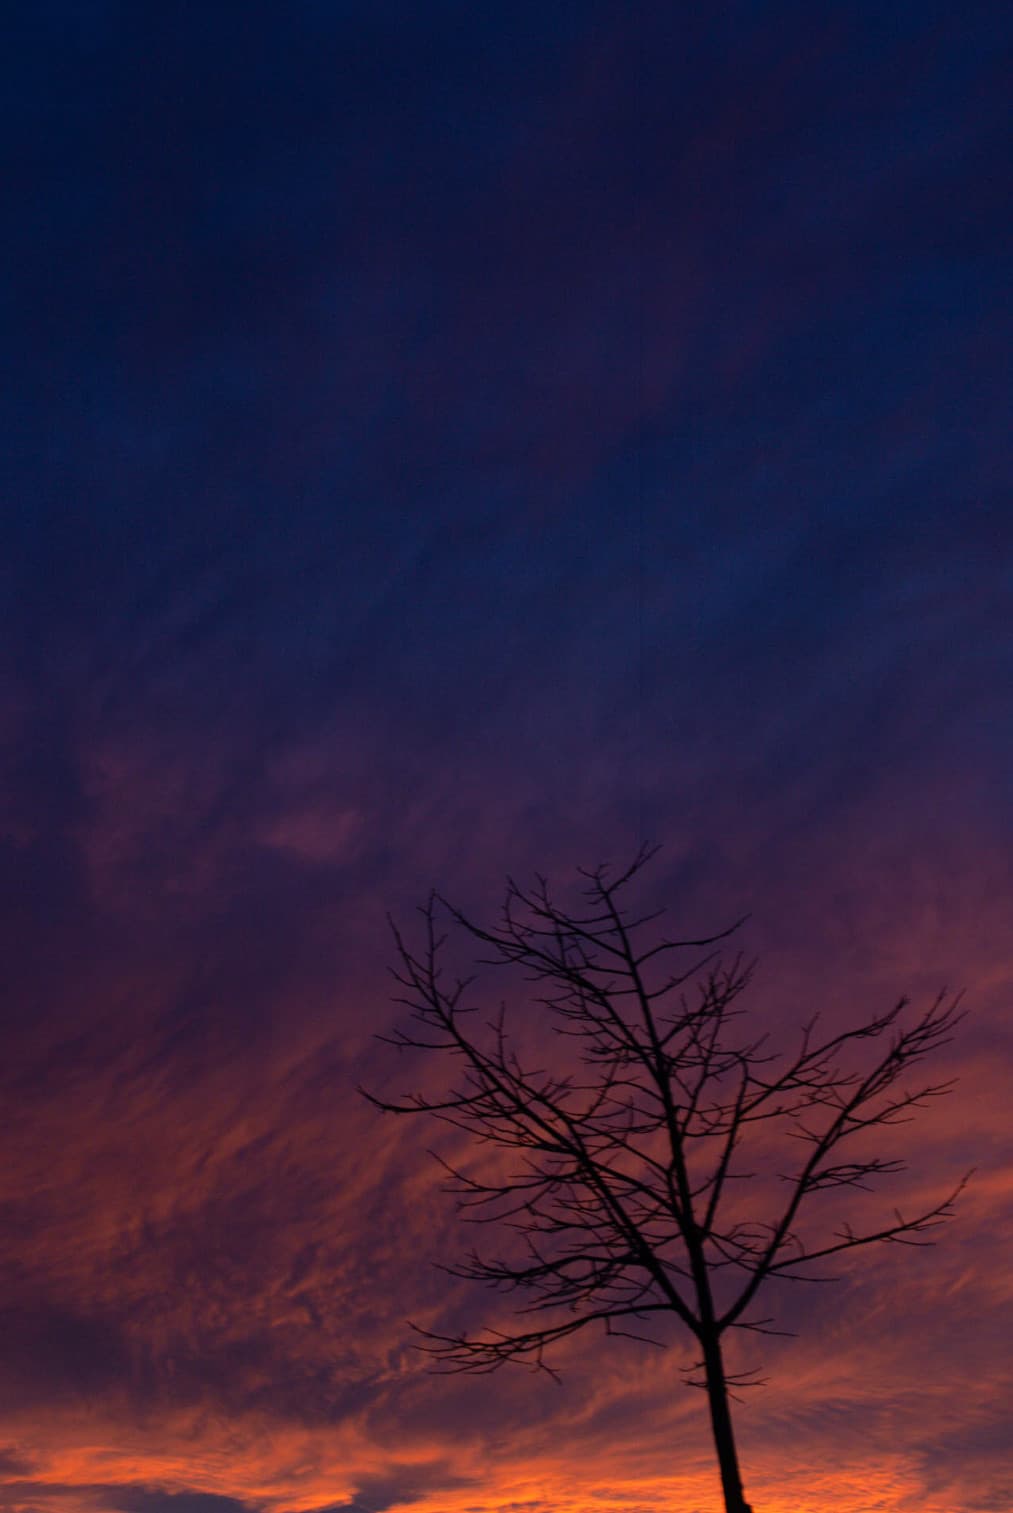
3, 4, 1012, 1511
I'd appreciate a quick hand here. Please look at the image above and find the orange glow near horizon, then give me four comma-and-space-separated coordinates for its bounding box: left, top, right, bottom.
0, 893, 1007, 1513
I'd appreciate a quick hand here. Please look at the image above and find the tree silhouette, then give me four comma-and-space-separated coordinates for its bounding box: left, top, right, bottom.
363, 846, 969, 1513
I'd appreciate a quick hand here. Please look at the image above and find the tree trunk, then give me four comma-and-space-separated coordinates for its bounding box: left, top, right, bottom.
701, 1331, 753, 1513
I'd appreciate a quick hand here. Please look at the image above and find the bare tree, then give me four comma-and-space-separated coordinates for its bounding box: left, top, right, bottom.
362, 846, 969, 1513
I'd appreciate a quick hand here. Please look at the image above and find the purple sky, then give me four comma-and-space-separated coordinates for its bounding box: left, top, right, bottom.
1, 4, 1011, 1510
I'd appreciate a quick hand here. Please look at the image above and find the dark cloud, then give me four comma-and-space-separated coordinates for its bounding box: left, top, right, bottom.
0, 1447, 35, 1477
308, 1463, 477, 1513
0, 1490, 254, 1513
111, 1493, 252, 1513
0, 1304, 133, 1410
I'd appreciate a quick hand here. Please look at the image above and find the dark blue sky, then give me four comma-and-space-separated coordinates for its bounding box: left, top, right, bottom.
1, 5, 1011, 1511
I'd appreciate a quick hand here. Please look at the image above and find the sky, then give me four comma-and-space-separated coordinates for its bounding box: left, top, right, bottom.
2, 2, 1012, 1510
